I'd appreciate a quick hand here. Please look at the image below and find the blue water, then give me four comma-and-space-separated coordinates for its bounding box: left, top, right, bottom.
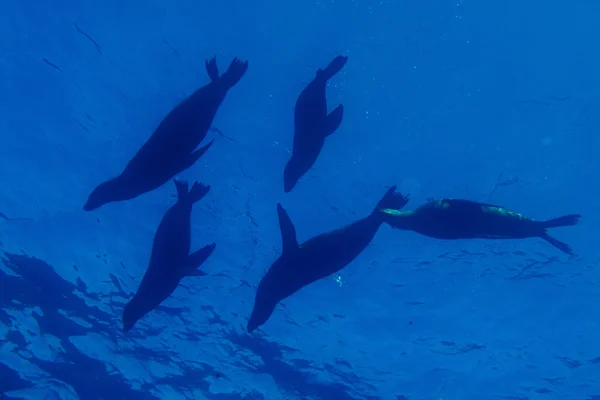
1, 1, 599, 399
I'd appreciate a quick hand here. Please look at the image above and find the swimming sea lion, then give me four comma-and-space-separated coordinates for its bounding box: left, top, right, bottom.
84, 57, 249, 211
122, 179, 215, 332
381, 198, 581, 255
247, 185, 409, 332
283, 55, 347, 193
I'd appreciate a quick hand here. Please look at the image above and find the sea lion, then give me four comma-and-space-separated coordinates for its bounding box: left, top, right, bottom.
381, 198, 581, 255
247, 186, 409, 332
122, 179, 215, 332
283, 55, 348, 193
84, 56, 249, 211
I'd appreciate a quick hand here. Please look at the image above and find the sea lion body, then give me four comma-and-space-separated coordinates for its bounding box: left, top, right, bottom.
247, 186, 409, 332
382, 198, 581, 254
84, 57, 248, 211
122, 179, 215, 332
283, 55, 347, 192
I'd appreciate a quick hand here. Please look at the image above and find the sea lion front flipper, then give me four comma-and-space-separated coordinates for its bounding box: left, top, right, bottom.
277, 203, 298, 254
185, 139, 215, 168
320, 55, 348, 80
182, 243, 216, 277
323, 104, 343, 137
183, 268, 208, 277
205, 57, 219, 82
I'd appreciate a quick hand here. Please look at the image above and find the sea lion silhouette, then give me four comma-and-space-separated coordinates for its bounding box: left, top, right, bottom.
84, 57, 248, 211
382, 198, 581, 255
283, 55, 347, 193
247, 185, 409, 332
122, 179, 215, 332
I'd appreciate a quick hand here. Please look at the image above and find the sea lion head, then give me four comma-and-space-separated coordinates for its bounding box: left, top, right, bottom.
122, 301, 140, 333
84, 178, 122, 211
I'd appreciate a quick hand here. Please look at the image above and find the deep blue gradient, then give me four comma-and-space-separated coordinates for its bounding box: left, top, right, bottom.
1, 1, 599, 399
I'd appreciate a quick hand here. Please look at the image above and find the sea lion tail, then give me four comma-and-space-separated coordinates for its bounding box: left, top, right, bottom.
173, 179, 210, 204
219, 57, 249, 90
373, 186, 410, 216
541, 214, 581, 229
319, 55, 348, 80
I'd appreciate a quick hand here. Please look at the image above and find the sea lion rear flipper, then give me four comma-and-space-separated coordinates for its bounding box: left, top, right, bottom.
323, 105, 343, 137
205, 57, 219, 82
277, 203, 298, 253
173, 179, 190, 198
541, 214, 581, 228
187, 181, 211, 203
219, 57, 249, 90
376, 185, 410, 212
186, 139, 215, 168
182, 243, 216, 276
173, 179, 210, 204
540, 233, 575, 256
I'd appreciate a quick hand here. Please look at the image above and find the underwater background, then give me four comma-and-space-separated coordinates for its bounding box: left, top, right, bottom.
1, 0, 599, 399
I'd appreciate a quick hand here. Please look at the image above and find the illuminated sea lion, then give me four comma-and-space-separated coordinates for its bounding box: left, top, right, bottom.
381, 198, 581, 255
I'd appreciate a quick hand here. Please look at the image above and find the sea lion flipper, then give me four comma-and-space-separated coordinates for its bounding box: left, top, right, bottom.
173, 179, 189, 198
187, 182, 210, 203
540, 233, 575, 255
277, 203, 298, 253
182, 268, 208, 277
219, 57, 249, 90
186, 139, 215, 168
173, 179, 210, 204
205, 56, 219, 82
376, 185, 410, 212
541, 214, 581, 228
182, 243, 216, 276
319, 55, 348, 80
323, 105, 344, 137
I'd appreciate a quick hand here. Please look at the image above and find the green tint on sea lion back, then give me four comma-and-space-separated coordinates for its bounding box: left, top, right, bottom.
380, 208, 414, 217
481, 205, 534, 222
435, 199, 451, 209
